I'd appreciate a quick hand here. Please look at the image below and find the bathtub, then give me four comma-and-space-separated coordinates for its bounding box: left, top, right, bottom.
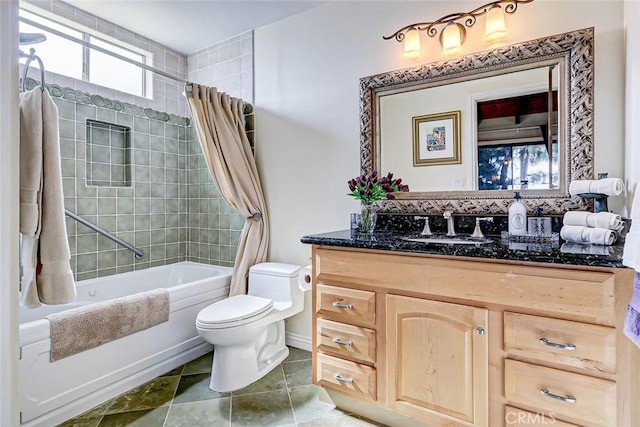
19, 261, 232, 427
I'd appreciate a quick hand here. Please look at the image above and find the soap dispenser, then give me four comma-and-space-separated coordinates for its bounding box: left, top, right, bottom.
508, 191, 527, 235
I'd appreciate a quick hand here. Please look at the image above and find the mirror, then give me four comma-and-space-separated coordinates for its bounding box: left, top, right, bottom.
360, 28, 594, 214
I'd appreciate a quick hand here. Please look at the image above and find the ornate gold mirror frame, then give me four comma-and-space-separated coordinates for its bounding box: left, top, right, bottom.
360, 27, 594, 214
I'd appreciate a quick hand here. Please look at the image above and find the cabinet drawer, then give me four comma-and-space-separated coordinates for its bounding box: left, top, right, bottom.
316, 284, 375, 325
505, 406, 579, 426
316, 353, 376, 401
505, 360, 616, 427
504, 312, 616, 374
316, 318, 376, 364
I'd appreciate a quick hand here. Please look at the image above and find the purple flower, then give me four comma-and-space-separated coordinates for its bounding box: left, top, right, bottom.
347, 170, 409, 204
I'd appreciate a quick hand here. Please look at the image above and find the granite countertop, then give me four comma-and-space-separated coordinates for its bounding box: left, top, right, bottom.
300, 229, 628, 268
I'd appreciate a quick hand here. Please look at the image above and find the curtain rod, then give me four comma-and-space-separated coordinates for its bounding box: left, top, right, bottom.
19, 16, 189, 85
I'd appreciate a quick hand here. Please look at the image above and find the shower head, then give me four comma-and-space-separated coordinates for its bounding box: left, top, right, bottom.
20, 32, 47, 45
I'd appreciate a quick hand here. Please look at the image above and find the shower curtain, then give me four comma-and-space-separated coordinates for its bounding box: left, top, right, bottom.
185, 84, 269, 296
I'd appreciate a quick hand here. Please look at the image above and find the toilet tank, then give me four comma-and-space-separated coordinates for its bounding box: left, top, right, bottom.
248, 263, 301, 304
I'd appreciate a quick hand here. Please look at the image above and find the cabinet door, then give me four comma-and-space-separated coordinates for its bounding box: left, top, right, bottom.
386, 295, 488, 426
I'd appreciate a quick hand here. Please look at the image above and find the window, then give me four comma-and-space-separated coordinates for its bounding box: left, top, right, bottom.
19, 9, 151, 98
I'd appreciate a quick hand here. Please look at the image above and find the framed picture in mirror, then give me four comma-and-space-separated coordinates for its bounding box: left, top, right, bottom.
412, 110, 461, 166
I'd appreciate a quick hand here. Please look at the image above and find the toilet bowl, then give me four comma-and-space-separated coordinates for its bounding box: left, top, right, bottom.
195, 262, 307, 392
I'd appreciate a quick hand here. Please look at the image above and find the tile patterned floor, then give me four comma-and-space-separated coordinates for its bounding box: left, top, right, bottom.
58, 347, 385, 427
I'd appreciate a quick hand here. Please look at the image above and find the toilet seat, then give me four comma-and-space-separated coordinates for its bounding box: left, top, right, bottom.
196, 294, 274, 329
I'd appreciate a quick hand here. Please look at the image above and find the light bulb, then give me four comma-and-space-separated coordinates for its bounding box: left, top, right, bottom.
441, 23, 464, 55
403, 28, 421, 59
485, 5, 507, 42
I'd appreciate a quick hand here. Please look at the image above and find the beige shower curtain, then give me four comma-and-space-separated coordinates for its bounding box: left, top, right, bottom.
185, 83, 269, 296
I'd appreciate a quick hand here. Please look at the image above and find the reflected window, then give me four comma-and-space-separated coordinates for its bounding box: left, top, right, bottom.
477, 91, 558, 191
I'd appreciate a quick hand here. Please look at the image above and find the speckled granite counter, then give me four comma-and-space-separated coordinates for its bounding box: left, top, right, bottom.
300, 229, 628, 268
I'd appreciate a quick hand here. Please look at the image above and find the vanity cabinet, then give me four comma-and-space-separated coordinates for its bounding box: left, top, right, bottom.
310, 245, 639, 427
386, 295, 488, 425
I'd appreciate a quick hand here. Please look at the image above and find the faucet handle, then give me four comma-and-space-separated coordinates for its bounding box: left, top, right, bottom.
471, 217, 494, 238
414, 216, 432, 236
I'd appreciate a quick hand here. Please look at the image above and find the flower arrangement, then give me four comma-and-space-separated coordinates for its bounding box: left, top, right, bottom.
347, 171, 409, 232
347, 171, 409, 204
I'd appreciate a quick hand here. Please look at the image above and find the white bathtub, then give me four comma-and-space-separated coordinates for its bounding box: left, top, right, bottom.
19, 261, 232, 427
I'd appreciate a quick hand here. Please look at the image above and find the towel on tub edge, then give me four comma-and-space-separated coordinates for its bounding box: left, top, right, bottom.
45, 288, 170, 361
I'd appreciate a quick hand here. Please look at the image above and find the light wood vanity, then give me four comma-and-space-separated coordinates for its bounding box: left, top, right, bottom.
309, 244, 639, 427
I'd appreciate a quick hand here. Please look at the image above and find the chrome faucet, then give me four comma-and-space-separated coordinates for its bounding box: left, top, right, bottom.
471, 217, 494, 238
443, 211, 455, 236
414, 216, 432, 236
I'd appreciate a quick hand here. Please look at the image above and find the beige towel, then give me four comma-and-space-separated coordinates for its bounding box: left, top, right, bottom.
45, 289, 170, 361
19, 88, 76, 308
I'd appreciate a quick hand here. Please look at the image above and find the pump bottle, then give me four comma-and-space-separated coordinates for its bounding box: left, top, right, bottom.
508, 191, 527, 235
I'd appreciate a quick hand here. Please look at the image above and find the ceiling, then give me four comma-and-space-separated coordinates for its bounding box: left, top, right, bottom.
64, 0, 326, 54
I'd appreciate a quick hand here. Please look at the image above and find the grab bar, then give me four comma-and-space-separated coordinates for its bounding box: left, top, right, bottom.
65, 209, 145, 259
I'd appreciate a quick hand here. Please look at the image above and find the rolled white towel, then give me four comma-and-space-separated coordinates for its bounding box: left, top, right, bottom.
560, 225, 617, 245
563, 211, 625, 231
569, 178, 624, 197
560, 242, 614, 256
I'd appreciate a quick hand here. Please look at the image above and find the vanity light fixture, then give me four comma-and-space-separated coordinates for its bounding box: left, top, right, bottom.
384, 0, 533, 58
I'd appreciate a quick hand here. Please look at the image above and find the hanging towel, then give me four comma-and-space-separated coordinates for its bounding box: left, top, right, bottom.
569, 178, 624, 197
623, 186, 640, 270
563, 211, 625, 231
19, 88, 76, 308
624, 272, 640, 349
560, 225, 617, 245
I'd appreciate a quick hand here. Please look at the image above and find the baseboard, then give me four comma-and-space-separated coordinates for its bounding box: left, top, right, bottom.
285, 331, 312, 352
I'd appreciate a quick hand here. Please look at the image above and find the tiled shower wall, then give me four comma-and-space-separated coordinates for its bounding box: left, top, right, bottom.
47, 83, 190, 281
20, 1, 256, 278
30, 78, 253, 279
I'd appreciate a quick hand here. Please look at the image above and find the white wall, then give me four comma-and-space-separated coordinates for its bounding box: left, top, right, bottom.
0, 1, 20, 424
254, 1, 625, 338
625, 0, 640, 216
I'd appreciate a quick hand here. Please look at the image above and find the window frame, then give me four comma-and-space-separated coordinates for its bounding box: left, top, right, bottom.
19, 6, 152, 99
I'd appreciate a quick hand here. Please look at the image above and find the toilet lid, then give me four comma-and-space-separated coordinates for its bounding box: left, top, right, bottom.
197, 294, 273, 328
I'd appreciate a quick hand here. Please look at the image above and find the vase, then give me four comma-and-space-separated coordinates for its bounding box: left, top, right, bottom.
358, 204, 377, 233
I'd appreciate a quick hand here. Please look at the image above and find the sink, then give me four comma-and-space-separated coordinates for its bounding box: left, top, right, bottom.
402, 236, 492, 245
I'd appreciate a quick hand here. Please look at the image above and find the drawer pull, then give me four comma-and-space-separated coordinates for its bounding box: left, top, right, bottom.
332, 337, 353, 346
540, 388, 577, 404
333, 373, 354, 384
332, 301, 353, 310
539, 338, 576, 350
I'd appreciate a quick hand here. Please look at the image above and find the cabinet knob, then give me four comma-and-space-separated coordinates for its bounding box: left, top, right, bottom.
475, 327, 485, 335
332, 301, 353, 310
540, 388, 577, 404
539, 338, 576, 350
333, 373, 354, 384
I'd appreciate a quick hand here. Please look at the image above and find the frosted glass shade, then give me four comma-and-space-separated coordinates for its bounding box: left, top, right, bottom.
485, 5, 507, 41
441, 23, 464, 55
403, 28, 421, 59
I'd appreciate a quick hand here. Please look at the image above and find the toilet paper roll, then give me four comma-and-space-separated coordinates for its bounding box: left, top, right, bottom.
298, 265, 312, 291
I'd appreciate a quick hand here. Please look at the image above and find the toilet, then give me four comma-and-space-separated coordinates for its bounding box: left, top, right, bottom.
195, 262, 307, 392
